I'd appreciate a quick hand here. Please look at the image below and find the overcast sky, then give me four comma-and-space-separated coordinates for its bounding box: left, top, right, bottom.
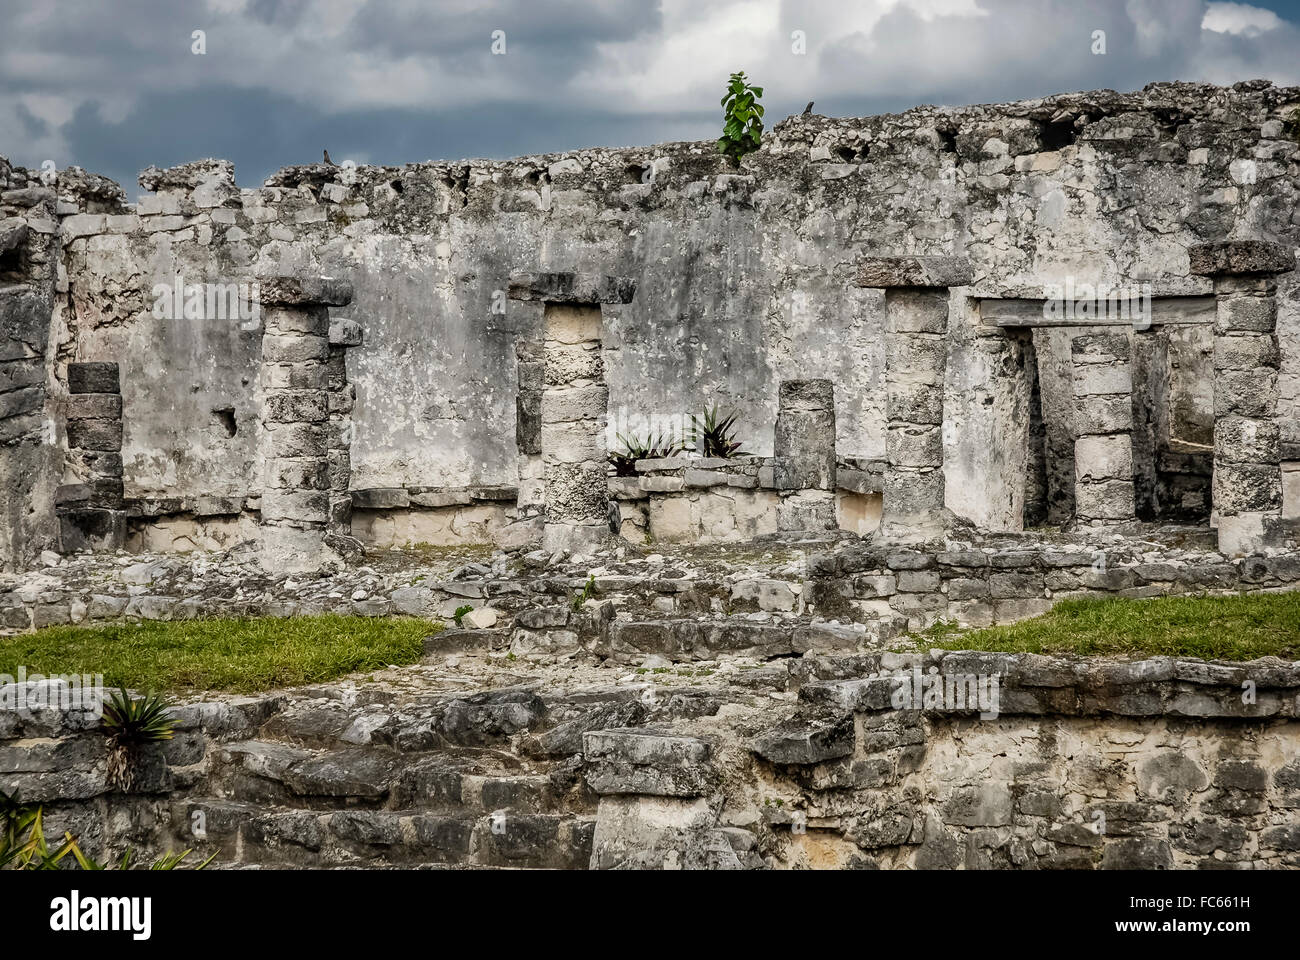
1, 0, 1298, 193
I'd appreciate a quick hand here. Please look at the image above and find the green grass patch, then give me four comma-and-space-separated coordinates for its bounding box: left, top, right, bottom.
919, 592, 1300, 661
0, 615, 441, 694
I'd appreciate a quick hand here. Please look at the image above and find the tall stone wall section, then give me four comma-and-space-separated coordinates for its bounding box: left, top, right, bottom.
8, 81, 1292, 517
1, 82, 1299, 566
0, 165, 60, 569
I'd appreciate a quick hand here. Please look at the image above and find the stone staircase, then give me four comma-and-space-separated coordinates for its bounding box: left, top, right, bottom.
156, 673, 729, 869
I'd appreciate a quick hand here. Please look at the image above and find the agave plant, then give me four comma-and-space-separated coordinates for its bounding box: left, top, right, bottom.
67, 842, 213, 871
1, 788, 209, 871
687, 404, 749, 459
1, 790, 78, 870
608, 430, 686, 477
102, 690, 174, 792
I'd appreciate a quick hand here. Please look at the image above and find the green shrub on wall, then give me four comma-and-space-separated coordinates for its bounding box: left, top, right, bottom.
718, 71, 765, 167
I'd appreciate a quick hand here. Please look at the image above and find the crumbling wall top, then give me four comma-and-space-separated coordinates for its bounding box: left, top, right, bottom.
255, 275, 354, 307
507, 271, 637, 304
854, 255, 974, 288
1188, 240, 1296, 276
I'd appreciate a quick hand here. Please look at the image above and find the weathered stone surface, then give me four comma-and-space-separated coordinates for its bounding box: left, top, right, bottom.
854, 255, 974, 288
507, 272, 636, 304
66, 361, 119, 395
255, 275, 354, 306
1188, 240, 1294, 277
750, 716, 854, 765
584, 729, 716, 796
283, 748, 399, 798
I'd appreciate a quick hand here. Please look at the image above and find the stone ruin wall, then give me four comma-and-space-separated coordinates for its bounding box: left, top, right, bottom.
2, 79, 1300, 565
5, 649, 1299, 870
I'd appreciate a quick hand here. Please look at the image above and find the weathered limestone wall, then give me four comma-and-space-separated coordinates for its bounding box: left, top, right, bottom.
0, 80, 1292, 548
3, 651, 1297, 870
0, 165, 60, 570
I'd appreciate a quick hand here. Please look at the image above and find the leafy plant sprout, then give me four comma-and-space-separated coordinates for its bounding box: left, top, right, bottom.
718, 71, 765, 167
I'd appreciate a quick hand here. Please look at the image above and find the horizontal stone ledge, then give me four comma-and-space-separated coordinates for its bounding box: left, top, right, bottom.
254, 275, 354, 307
1189, 240, 1295, 277
125, 495, 249, 518
853, 255, 974, 288
350, 487, 409, 510
507, 271, 636, 304
797, 652, 1300, 718
837, 469, 883, 495
981, 295, 1214, 328
351, 485, 521, 510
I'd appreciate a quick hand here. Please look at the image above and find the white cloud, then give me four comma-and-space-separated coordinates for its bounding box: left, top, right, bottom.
1202, 2, 1283, 36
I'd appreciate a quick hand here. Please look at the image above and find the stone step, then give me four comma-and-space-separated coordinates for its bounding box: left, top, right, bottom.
215, 739, 588, 818
173, 799, 594, 868
603, 617, 875, 663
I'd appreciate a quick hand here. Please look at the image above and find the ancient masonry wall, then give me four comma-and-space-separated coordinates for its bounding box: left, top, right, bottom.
3, 653, 1297, 869
0, 80, 1294, 564
0, 170, 60, 570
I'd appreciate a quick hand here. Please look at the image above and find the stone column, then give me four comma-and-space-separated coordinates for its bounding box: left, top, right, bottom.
256, 276, 353, 574
326, 316, 363, 545
58, 361, 126, 551
1190, 240, 1295, 555
1070, 333, 1135, 525
773, 379, 837, 532
854, 256, 971, 540
514, 339, 545, 515
508, 272, 635, 554
1, 189, 59, 569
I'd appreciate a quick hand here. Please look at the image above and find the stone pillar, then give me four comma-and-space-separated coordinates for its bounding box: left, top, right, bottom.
507, 272, 636, 554
515, 339, 545, 514
773, 379, 837, 532
256, 276, 353, 574
58, 361, 126, 551
326, 317, 363, 544
854, 256, 971, 540
1, 187, 59, 569
1190, 240, 1295, 555
1070, 333, 1135, 525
